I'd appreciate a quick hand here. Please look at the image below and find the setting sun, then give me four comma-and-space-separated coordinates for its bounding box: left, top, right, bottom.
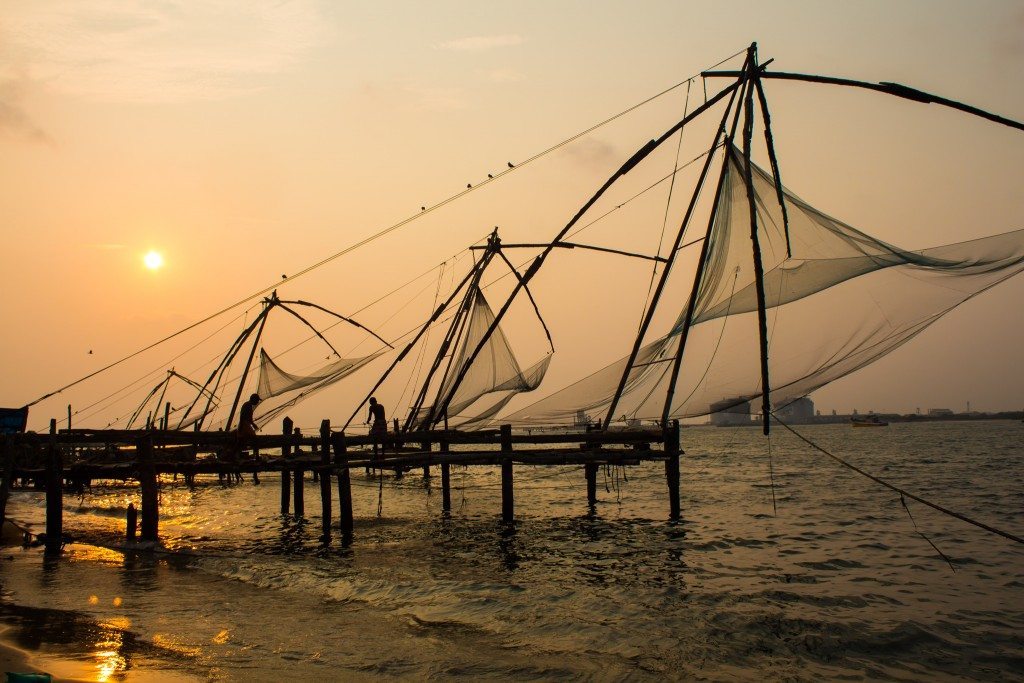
143, 250, 164, 270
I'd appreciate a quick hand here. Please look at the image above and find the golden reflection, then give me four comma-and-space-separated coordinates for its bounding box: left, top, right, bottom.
112, 597, 123, 607
68, 544, 125, 565
152, 633, 202, 657
93, 629, 126, 682
88, 595, 99, 605
212, 629, 230, 645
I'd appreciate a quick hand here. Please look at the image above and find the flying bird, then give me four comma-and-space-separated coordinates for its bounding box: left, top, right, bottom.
88, 350, 93, 355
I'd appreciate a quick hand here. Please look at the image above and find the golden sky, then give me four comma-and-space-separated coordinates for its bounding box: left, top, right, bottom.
2, 1, 1023, 429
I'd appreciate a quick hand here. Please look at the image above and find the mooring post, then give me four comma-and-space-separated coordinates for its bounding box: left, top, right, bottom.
138, 435, 159, 542
126, 503, 137, 542
500, 424, 513, 523
585, 463, 598, 506
332, 432, 353, 537
665, 420, 681, 520
45, 419, 63, 555
319, 419, 332, 543
440, 436, 451, 513
280, 417, 292, 514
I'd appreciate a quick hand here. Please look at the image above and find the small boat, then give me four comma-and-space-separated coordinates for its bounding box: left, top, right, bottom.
851, 415, 888, 427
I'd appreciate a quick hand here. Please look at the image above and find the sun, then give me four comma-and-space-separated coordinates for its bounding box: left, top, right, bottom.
143, 250, 164, 270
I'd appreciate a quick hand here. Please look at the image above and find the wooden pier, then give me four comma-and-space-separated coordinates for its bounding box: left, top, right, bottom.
0, 418, 681, 551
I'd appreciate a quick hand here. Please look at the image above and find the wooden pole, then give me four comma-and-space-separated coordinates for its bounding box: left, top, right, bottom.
421, 439, 431, 479
665, 420, 681, 520
500, 424, 513, 523
67, 405, 71, 431
280, 417, 292, 514
138, 435, 159, 541
319, 419, 332, 543
45, 419, 63, 555
440, 436, 451, 513
163, 401, 170, 431
293, 464, 304, 517
0, 436, 13, 529
126, 503, 137, 542
585, 463, 598, 507
332, 432, 353, 538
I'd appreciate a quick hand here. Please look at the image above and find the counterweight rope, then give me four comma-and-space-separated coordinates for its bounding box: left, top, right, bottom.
771, 413, 1024, 546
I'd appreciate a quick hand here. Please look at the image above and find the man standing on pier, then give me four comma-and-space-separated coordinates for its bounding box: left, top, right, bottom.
367, 397, 387, 460
239, 393, 261, 438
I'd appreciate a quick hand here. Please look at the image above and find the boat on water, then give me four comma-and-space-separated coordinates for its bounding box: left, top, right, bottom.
851, 415, 889, 427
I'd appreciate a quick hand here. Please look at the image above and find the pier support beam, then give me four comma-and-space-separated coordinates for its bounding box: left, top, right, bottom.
440, 437, 451, 513
500, 424, 513, 523
319, 420, 332, 543
664, 420, 681, 520
421, 440, 431, 479
126, 503, 137, 542
138, 436, 159, 542
332, 432, 353, 538
45, 419, 63, 555
280, 417, 292, 514
585, 462, 598, 507
293, 466, 305, 517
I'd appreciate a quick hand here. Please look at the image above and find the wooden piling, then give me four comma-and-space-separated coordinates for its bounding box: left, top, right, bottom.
421, 440, 431, 478
585, 462, 598, 506
294, 465, 305, 517
440, 436, 451, 513
280, 417, 292, 514
45, 419, 63, 555
126, 503, 137, 542
0, 436, 13, 529
500, 424, 513, 523
137, 436, 159, 541
665, 420, 681, 520
332, 432, 353, 536
319, 420, 332, 543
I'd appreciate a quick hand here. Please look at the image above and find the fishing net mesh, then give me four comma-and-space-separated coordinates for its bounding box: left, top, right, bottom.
503, 145, 1024, 426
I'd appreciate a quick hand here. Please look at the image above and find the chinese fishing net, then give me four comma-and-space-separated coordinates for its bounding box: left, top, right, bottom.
503, 145, 1024, 426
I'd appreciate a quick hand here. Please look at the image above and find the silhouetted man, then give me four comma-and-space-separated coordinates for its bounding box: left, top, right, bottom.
367, 397, 387, 459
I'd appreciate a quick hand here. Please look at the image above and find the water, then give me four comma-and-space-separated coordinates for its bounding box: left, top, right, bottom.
2, 421, 1022, 680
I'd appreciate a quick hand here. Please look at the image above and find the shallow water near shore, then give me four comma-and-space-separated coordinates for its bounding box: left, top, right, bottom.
2, 421, 1022, 680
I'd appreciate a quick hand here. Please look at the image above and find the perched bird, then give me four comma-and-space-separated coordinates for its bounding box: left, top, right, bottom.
507, 161, 514, 168
487, 174, 493, 179
421, 206, 426, 211
88, 350, 93, 355
281, 274, 287, 279
466, 183, 472, 188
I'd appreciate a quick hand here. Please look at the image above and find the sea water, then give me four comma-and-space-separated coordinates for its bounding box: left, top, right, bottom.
1, 421, 1021, 680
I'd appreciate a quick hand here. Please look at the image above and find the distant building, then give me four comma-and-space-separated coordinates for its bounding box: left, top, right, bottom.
927, 408, 954, 417
776, 397, 815, 424
710, 398, 752, 426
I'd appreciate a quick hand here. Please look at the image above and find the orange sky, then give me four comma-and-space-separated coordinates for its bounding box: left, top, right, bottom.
2, 1, 1023, 430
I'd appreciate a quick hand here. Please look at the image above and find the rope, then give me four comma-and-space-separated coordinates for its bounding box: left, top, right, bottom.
772, 413, 1024, 546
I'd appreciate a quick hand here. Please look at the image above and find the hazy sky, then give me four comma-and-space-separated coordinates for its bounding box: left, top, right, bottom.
2, 0, 1023, 429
